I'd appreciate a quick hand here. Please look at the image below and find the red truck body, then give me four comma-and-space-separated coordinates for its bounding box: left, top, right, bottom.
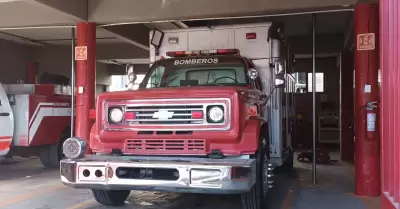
90, 85, 260, 156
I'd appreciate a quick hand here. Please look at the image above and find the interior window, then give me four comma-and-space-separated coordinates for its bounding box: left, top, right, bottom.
292, 72, 307, 93
307, 72, 324, 92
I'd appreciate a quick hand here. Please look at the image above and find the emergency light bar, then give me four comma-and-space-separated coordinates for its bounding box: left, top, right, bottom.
166, 49, 240, 57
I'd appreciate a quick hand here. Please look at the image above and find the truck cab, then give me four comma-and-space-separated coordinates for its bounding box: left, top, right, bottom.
60, 23, 295, 209
0, 84, 14, 156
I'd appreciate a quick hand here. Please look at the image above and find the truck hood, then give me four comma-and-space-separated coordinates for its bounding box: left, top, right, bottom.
98, 86, 249, 100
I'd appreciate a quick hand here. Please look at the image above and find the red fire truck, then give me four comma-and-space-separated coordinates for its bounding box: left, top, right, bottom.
0, 83, 71, 168
60, 23, 296, 209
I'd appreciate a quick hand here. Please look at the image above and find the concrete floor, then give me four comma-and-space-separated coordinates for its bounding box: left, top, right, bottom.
0, 154, 380, 209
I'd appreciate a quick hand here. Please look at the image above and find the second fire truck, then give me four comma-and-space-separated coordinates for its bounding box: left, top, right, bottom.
0, 82, 71, 168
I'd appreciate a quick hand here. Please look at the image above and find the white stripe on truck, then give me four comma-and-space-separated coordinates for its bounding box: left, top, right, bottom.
28, 104, 71, 145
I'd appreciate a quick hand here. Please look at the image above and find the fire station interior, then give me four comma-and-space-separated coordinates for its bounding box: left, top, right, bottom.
0, 1, 384, 209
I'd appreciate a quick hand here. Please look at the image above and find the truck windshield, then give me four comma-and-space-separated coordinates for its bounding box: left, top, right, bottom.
140, 56, 248, 88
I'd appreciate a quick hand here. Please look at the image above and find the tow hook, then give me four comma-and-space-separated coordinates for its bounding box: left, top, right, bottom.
208, 150, 224, 159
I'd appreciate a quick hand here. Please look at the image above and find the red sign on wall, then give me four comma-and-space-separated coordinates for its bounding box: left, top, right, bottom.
357, 33, 375, 51
75, 46, 87, 60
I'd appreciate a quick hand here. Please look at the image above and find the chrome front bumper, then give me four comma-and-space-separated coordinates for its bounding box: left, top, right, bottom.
60, 155, 256, 194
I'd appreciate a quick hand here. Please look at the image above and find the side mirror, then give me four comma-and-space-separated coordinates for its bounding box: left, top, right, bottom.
247, 68, 258, 80
275, 75, 286, 88
150, 29, 164, 48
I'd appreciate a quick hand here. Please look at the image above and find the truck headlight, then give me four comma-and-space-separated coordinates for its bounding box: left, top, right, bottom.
109, 107, 123, 123
62, 137, 87, 159
207, 106, 224, 123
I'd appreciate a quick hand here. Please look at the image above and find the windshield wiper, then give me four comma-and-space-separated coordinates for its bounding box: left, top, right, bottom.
202, 83, 224, 86
162, 76, 179, 86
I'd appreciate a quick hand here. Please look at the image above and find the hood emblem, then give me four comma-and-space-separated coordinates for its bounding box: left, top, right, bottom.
152, 109, 174, 119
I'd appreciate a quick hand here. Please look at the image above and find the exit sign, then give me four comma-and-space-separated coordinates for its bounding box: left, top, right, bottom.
357, 33, 375, 51
75, 46, 88, 60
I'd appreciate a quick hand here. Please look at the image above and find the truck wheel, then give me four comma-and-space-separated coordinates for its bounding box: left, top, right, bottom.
92, 190, 130, 206
40, 130, 69, 169
39, 145, 54, 168
241, 135, 271, 209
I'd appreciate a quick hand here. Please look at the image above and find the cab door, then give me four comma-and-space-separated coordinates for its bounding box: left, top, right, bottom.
0, 83, 14, 156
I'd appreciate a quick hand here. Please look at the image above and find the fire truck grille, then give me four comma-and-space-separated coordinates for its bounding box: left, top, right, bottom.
125, 105, 204, 125
125, 139, 206, 154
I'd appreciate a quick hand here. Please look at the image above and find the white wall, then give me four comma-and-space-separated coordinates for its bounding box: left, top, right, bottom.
28, 45, 112, 86
28, 45, 71, 78
96, 62, 111, 85
0, 41, 147, 88
27, 42, 149, 86
0, 40, 29, 84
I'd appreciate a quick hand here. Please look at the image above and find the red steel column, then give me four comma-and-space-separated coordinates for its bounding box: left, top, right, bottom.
75, 22, 96, 153
25, 62, 38, 84
354, 4, 380, 197
380, 0, 400, 206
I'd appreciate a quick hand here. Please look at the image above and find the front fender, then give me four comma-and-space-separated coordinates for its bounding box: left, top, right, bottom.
88, 123, 99, 154
237, 118, 265, 155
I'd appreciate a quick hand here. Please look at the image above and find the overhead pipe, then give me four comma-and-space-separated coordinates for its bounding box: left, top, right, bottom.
99, 8, 354, 27
0, 25, 75, 31
312, 13, 317, 185
0, 31, 50, 47
70, 28, 76, 137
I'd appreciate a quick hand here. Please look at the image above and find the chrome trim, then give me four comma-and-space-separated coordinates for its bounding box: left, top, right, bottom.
60, 155, 256, 194
104, 98, 232, 131
127, 118, 204, 122
134, 113, 193, 117
133, 108, 203, 111
120, 98, 229, 102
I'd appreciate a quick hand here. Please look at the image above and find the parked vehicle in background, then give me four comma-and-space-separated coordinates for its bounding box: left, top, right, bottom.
0, 81, 71, 168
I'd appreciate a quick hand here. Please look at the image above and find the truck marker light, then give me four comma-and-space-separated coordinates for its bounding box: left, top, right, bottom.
89, 109, 96, 120
167, 51, 186, 57
167, 49, 240, 58
247, 105, 258, 117
216, 49, 239, 54
246, 33, 257, 40
191, 111, 203, 119
125, 112, 135, 120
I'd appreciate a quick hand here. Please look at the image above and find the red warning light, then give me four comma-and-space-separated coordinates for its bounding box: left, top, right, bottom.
246, 33, 257, 40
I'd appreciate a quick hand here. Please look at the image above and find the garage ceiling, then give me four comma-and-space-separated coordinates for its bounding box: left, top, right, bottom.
183, 11, 353, 36
0, 0, 364, 61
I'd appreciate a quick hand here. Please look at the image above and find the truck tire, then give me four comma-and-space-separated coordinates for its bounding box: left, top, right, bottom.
241, 135, 271, 209
283, 148, 294, 171
39, 129, 69, 169
92, 190, 130, 206
39, 146, 53, 168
